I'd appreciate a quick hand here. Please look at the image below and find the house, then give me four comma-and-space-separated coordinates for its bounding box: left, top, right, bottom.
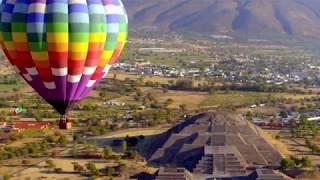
12, 121, 50, 131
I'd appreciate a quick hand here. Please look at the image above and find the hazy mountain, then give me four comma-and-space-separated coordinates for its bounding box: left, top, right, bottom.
123, 0, 320, 39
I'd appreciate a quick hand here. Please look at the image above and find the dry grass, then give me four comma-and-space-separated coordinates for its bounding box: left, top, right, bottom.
11, 158, 108, 180
237, 107, 279, 115
250, 124, 292, 157
100, 128, 168, 138
201, 92, 270, 107
275, 93, 317, 100
9, 137, 43, 148
113, 88, 208, 109
149, 89, 208, 109
201, 92, 317, 108
276, 130, 320, 166
0, 66, 14, 75
106, 72, 177, 84
113, 87, 315, 111
106, 71, 209, 86
0, 166, 11, 177
4, 154, 155, 180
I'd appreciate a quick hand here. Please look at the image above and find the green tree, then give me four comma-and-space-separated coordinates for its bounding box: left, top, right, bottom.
121, 141, 127, 153
174, 79, 193, 90
107, 167, 115, 177
127, 150, 138, 160
164, 98, 174, 107
33, 111, 42, 121
71, 146, 78, 157
46, 135, 56, 143
301, 156, 312, 168
99, 92, 107, 98
246, 111, 253, 121
74, 134, 81, 143
114, 154, 121, 162
57, 135, 68, 146
280, 158, 296, 169
45, 159, 56, 170
103, 147, 113, 159
86, 162, 98, 176
279, 111, 288, 118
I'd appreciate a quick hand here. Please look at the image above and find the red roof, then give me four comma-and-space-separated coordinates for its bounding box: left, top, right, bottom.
13, 121, 50, 130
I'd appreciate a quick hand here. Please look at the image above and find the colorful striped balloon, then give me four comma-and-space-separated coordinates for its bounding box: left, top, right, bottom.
0, 0, 128, 115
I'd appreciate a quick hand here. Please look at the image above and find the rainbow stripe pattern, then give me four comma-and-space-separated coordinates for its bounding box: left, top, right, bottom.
0, 0, 128, 114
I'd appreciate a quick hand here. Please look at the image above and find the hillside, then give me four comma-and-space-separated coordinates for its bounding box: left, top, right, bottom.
123, 0, 320, 39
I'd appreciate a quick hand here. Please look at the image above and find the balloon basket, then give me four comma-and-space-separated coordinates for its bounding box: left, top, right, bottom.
59, 116, 72, 129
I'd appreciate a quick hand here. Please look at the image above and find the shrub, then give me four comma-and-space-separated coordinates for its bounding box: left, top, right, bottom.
280, 158, 296, 169
86, 162, 98, 176
107, 167, 115, 177
103, 147, 113, 159
301, 156, 312, 167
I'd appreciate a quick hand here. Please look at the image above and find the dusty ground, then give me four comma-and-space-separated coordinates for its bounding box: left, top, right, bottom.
2, 156, 155, 180
261, 128, 320, 167
280, 130, 320, 165
114, 88, 208, 109
100, 127, 168, 139
0, 66, 13, 75
249, 123, 292, 157
144, 88, 208, 109
237, 107, 279, 115
114, 87, 318, 112
106, 71, 208, 86
10, 158, 112, 180
106, 72, 179, 84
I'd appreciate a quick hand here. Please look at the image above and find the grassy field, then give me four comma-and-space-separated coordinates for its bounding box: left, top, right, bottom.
101, 128, 168, 139
11, 158, 108, 180
106, 71, 210, 86
154, 90, 208, 109
113, 87, 318, 111
0, 84, 22, 92
201, 92, 317, 108
237, 107, 279, 115
200, 92, 271, 107
106, 72, 176, 84
113, 88, 208, 109
0, 66, 13, 75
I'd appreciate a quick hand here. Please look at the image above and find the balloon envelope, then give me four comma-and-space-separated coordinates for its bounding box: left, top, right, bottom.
0, 0, 128, 114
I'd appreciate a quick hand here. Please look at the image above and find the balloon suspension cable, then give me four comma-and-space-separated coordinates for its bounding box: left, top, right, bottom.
60, 114, 68, 122
60, 115, 64, 121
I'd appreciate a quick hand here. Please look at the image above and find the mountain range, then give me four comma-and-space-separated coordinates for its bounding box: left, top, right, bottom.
123, 0, 320, 39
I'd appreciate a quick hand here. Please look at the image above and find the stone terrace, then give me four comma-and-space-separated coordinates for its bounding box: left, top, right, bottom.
149, 112, 283, 179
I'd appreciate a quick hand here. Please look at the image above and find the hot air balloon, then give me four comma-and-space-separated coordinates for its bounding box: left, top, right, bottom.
0, 0, 128, 128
